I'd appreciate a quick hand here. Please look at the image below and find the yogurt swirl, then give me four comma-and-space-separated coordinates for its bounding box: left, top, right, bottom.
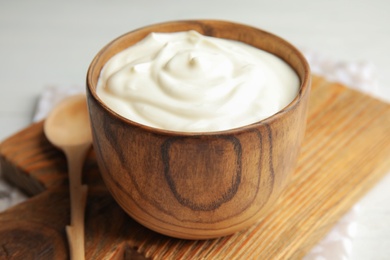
96, 30, 300, 132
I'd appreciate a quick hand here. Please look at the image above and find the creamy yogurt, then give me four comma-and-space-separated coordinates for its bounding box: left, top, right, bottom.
96, 30, 300, 132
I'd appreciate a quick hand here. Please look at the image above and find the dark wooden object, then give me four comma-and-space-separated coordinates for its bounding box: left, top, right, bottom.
86, 20, 311, 239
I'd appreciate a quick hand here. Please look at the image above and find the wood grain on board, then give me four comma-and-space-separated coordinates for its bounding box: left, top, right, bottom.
0, 75, 390, 259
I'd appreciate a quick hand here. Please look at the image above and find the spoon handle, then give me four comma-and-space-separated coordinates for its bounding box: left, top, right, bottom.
65, 144, 91, 260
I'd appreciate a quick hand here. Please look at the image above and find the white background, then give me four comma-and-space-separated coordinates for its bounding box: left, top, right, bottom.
0, 1, 389, 259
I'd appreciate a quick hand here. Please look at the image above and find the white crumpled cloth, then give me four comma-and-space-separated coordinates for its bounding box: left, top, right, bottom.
0, 49, 380, 259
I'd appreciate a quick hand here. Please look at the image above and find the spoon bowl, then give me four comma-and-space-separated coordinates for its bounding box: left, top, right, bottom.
44, 95, 92, 147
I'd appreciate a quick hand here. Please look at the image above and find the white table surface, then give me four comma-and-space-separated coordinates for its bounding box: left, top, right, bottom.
0, 1, 389, 259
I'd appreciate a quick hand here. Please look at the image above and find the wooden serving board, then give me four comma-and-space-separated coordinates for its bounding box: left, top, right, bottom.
1, 75, 390, 259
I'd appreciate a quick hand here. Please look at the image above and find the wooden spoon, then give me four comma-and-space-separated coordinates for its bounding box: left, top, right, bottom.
44, 94, 92, 260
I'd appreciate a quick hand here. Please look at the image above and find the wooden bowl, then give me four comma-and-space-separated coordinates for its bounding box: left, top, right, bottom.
86, 20, 311, 239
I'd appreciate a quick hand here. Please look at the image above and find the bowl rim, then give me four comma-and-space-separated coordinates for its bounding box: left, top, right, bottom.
86, 19, 311, 137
